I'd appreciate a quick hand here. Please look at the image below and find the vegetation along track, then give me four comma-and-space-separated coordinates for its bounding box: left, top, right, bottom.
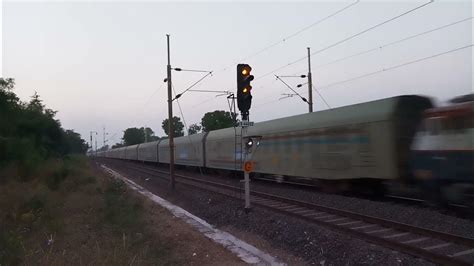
102, 160, 474, 266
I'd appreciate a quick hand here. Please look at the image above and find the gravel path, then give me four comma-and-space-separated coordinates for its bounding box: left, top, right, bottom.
99, 159, 434, 265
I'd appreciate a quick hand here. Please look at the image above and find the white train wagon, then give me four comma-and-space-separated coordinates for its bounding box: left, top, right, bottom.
125, 144, 139, 160
247, 96, 431, 183
117, 146, 127, 159
205, 127, 242, 171
159, 133, 207, 167
137, 141, 160, 162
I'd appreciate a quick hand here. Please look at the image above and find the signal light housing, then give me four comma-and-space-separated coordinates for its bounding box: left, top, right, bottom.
237, 64, 254, 120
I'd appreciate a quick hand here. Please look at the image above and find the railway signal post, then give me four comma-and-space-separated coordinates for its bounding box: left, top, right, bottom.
237, 64, 257, 211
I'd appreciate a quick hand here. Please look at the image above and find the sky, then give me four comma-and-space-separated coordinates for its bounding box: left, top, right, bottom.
2, 0, 473, 147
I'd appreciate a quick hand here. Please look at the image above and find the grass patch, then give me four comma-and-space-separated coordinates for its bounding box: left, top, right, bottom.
103, 179, 142, 229
1, 157, 239, 265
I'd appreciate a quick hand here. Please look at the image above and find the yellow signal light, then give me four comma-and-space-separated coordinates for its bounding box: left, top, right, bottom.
243, 88, 248, 93
241, 66, 251, 76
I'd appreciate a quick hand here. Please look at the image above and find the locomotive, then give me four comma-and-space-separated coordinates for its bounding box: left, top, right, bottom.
411, 95, 474, 204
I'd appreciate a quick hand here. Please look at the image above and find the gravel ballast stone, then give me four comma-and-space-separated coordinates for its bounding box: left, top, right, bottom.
98, 159, 438, 265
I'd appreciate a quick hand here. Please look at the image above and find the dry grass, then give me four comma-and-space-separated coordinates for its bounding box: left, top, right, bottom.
0, 156, 178, 265
1, 156, 244, 265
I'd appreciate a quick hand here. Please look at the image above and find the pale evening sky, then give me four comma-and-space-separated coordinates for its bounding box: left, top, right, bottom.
2, 0, 473, 147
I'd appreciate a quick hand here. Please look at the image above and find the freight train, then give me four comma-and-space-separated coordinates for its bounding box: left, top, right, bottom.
95, 95, 473, 203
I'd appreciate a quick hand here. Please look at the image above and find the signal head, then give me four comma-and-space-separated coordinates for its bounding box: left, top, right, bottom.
241, 65, 252, 76
237, 63, 254, 115
243, 85, 252, 93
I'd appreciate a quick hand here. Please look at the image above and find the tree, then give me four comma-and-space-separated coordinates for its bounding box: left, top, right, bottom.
201, 110, 237, 132
112, 143, 125, 149
122, 127, 144, 145
188, 124, 202, 135
162, 116, 184, 137
141, 127, 159, 142
62, 129, 89, 154
0, 78, 89, 176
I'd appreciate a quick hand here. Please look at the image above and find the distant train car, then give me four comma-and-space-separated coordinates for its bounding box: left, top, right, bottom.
117, 147, 127, 159
205, 127, 240, 171
159, 133, 207, 167
125, 145, 139, 160
411, 99, 474, 200
138, 141, 160, 162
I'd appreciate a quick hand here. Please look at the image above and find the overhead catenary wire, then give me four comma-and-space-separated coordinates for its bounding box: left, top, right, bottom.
256, 44, 472, 112
218, 0, 360, 71
316, 44, 473, 90
172, 84, 189, 133
173, 71, 213, 100
128, 84, 165, 129
256, 0, 435, 81
312, 85, 332, 109
275, 75, 308, 103
172, 84, 206, 176
289, 16, 473, 74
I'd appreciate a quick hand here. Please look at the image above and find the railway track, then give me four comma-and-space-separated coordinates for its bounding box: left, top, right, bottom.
103, 160, 474, 266
254, 173, 472, 215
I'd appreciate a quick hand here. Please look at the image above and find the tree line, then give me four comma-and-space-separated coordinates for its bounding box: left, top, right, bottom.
115, 110, 237, 147
0, 78, 88, 176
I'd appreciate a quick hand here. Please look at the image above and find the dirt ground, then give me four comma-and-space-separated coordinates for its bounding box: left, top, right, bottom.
0, 157, 246, 265
135, 194, 247, 266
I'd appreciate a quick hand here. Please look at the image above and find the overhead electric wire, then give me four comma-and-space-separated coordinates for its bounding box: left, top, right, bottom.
129, 84, 164, 127
224, 1, 360, 68
312, 85, 332, 109
256, 44, 471, 111
172, 84, 189, 132
275, 75, 309, 103
289, 16, 473, 74
173, 71, 213, 100
316, 44, 473, 90
172, 84, 205, 176
256, 0, 435, 81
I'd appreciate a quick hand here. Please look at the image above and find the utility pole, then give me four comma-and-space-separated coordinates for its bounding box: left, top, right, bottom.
307, 47, 313, 113
166, 34, 175, 189
103, 126, 106, 148
90, 131, 93, 155
90, 131, 98, 156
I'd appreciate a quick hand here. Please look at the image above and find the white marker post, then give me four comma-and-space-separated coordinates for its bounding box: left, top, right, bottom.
240, 120, 259, 212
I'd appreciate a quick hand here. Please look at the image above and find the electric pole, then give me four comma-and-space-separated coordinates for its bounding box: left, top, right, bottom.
307, 47, 313, 113
166, 34, 175, 189
90, 131, 98, 156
